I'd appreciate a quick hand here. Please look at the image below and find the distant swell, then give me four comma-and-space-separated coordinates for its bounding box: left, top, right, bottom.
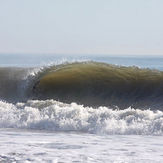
0, 100, 163, 135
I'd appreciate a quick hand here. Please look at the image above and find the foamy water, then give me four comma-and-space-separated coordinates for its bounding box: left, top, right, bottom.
0, 100, 163, 135
0, 129, 163, 163
0, 100, 163, 162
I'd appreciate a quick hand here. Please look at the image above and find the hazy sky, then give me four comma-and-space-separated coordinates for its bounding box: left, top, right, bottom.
0, 0, 163, 55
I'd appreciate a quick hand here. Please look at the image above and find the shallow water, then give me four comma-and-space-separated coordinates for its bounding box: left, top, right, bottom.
0, 129, 163, 163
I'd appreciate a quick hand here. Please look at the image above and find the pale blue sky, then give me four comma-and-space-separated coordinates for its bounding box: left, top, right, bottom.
0, 0, 163, 55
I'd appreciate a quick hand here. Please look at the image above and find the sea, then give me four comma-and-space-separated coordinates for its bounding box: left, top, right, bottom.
0, 54, 163, 163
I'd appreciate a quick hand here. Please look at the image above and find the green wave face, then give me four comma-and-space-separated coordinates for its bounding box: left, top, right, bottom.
32, 62, 163, 109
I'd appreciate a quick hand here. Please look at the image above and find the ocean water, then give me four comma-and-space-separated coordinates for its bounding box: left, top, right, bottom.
0, 54, 163, 163
1, 54, 163, 70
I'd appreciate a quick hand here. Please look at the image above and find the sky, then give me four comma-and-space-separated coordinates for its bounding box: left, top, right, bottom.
0, 0, 163, 56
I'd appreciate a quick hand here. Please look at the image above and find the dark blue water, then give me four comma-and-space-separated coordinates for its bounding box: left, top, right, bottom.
0, 54, 163, 70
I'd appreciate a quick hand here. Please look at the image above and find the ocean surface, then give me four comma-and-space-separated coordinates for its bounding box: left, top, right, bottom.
0, 54, 163, 163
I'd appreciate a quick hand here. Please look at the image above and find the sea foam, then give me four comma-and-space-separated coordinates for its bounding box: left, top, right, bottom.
0, 100, 162, 135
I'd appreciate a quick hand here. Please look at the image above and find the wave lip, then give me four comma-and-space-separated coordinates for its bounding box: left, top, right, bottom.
0, 100, 163, 135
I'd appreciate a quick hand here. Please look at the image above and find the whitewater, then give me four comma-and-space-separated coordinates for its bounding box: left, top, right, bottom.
0, 55, 163, 162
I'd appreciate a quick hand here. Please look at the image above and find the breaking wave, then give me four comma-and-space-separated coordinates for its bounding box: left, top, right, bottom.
0, 99, 163, 135
1, 61, 163, 135
1, 61, 163, 110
